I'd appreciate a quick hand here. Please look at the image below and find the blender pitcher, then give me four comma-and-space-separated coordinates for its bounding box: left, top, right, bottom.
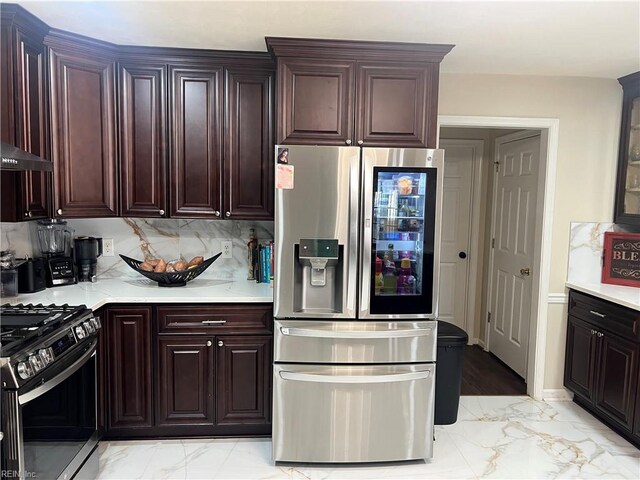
37, 220, 74, 257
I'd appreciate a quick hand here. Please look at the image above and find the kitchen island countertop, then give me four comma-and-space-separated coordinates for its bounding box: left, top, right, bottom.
4, 277, 274, 310
566, 280, 640, 311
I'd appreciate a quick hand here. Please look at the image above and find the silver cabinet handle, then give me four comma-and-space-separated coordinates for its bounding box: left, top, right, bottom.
345, 139, 352, 145
357, 140, 364, 145
159, 209, 165, 216
280, 326, 433, 338
218, 340, 224, 347
589, 310, 606, 318
225, 211, 231, 217
56, 208, 63, 215
206, 340, 212, 347
201, 320, 227, 325
279, 370, 432, 384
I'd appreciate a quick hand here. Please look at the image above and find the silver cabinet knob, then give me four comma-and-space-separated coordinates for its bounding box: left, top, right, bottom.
218, 340, 224, 347
357, 140, 364, 146
28, 211, 33, 218
214, 210, 221, 217
597, 332, 604, 338
56, 208, 63, 215
206, 340, 212, 347
225, 211, 231, 217
345, 139, 352, 145
591, 329, 596, 335
159, 209, 165, 216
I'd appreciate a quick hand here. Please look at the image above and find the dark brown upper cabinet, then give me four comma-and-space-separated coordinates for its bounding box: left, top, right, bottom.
168, 56, 274, 220
47, 30, 118, 218
224, 66, 274, 219
119, 60, 168, 218
614, 71, 640, 226
0, 4, 50, 222
266, 37, 453, 148
169, 64, 224, 218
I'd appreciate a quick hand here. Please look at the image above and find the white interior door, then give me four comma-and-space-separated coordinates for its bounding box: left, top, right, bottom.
438, 140, 479, 332
489, 133, 540, 378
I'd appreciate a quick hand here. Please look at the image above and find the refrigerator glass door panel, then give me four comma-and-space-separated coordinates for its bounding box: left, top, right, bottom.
273, 363, 435, 463
274, 145, 360, 319
360, 149, 444, 318
274, 320, 437, 363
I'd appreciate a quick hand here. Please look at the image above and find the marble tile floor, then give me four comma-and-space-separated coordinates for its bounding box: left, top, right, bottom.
93, 396, 639, 480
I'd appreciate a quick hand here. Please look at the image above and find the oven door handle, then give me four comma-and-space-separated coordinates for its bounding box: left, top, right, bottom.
18, 338, 97, 405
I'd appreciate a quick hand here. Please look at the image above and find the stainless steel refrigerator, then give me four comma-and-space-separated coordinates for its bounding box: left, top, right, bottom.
273, 145, 444, 463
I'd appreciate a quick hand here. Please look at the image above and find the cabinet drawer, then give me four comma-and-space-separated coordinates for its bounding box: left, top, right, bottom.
157, 304, 272, 334
569, 290, 640, 341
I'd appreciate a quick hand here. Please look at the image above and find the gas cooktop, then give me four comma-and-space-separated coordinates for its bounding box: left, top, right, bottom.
0, 303, 92, 359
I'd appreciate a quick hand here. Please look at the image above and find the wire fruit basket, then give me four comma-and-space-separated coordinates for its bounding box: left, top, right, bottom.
119, 253, 222, 287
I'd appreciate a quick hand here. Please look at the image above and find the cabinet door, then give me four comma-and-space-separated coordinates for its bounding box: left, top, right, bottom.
119, 62, 167, 217
355, 62, 437, 148
106, 308, 153, 430
594, 332, 639, 431
15, 29, 50, 220
157, 336, 214, 426
224, 67, 274, 219
216, 335, 271, 426
169, 66, 223, 217
564, 316, 597, 401
276, 58, 355, 145
49, 45, 117, 217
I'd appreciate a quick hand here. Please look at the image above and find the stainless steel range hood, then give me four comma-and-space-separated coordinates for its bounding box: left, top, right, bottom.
1, 142, 52, 172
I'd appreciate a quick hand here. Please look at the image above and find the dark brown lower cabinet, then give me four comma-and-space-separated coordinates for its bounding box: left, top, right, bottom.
103, 304, 273, 438
105, 307, 153, 433
564, 290, 640, 447
216, 336, 272, 427
157, 336, 214, 428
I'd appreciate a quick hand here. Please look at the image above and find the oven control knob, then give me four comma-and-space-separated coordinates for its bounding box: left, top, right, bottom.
89, 317, 101, 330
74, 325, 87, 340
38, 348, 55, 365
17, 361, 34, 379
28, 354, 45, 372
83, 321, 95, 334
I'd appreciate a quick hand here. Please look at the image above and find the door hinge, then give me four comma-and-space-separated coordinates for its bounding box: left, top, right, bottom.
494, 161, 500, 172
491, 238, 495, 248
487, 312, 491, 324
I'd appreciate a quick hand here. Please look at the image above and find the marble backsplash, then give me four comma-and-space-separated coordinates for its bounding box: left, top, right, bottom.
0, 218, 273, 281
567, 222, 631, 284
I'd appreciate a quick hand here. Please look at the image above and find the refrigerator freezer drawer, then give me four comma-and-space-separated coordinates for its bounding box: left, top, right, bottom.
274, 320, 437, 363
272, 363, 436, 463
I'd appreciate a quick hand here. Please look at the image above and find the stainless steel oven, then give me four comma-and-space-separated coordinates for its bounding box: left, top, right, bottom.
2, 336, 99, 480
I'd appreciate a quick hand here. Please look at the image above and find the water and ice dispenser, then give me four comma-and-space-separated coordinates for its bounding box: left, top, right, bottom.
293, 239, 343, 313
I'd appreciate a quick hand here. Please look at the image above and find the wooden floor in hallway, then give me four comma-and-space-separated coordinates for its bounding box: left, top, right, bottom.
461, 345, 527, 395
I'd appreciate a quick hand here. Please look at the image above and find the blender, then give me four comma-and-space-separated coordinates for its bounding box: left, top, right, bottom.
37, 219, 77, 287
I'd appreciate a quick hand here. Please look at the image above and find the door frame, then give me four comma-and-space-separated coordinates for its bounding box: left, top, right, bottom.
437, 115, 559, 400
438, 139, 485, 341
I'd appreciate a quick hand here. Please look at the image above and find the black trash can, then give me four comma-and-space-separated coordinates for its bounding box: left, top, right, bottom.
434, 320, 468, 425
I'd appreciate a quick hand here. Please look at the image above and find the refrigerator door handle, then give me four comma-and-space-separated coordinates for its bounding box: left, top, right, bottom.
279, 326, 434, 338
279, 370, 432, 384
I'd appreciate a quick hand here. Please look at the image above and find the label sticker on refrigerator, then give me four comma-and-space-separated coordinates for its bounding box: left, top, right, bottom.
276, 164, 294, 189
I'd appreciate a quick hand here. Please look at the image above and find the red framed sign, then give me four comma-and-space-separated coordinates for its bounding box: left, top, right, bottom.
602, 232, 640, 287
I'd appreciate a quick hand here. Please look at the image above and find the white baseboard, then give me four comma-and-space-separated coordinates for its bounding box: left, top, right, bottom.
542, 388, 574, 402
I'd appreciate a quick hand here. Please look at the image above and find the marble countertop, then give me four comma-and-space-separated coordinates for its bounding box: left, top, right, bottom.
566, 281, 640, 311
4, 278, 274, 310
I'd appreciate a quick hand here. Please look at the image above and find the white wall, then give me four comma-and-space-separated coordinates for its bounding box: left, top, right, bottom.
438, 73, 623, 389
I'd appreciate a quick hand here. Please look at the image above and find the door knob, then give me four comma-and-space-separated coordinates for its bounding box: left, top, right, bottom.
458, 251, 467, 259
520, 267, 531, 276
